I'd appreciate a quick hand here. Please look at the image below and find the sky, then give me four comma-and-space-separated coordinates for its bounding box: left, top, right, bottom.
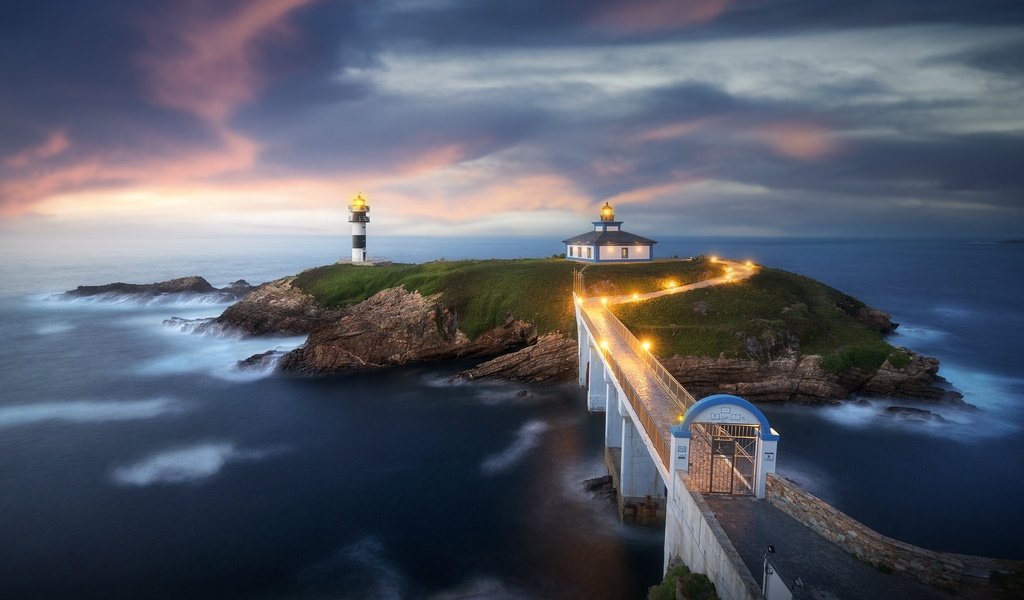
1, 0, 1023, 239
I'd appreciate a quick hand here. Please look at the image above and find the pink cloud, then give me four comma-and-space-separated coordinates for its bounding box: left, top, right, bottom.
396, 143, 472, 177
591, 0, 733, 34
601, 181, 694, 206
632, 120, 706, 143
2, 1, 312, 218
5, 130, 70, 168
0, 129, 259, 218
590, 158, 635, 177
750, 122, 840, 161
379, 171, 593, 226
141, 0, 317, 123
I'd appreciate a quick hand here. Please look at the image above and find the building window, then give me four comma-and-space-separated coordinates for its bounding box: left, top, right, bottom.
569, 247, 574, 257
621, 247, 629, 259
586, 247, 592, 259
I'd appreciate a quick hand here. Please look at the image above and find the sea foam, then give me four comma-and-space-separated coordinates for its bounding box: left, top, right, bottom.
111, 442, 274, 487
481, 420, 549, 475
0, 398, 183, 429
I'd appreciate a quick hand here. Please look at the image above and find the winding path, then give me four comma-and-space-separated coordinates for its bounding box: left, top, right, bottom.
589, 259, 757, 307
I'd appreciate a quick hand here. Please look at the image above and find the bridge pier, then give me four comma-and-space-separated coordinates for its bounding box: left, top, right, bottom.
618, 415, 667, 523
587, 344, 606, 412
604, 378, 622, 449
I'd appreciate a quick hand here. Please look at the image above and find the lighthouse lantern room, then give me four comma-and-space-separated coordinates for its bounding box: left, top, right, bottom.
349, 193, 370, 263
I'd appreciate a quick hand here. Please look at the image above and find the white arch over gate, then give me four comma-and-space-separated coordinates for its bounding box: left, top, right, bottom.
669, 394, 780, 498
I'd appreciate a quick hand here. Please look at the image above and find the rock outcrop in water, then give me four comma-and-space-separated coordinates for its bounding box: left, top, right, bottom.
60, 276, 252, 303
455, 332, 578, 383
209, 277, 346, 336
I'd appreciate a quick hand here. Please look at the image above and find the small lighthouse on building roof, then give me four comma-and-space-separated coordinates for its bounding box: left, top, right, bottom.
349, 192, 370, 263
562, 202, 657, 262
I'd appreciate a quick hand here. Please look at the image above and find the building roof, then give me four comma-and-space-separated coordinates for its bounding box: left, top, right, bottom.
561, 230, 657, 245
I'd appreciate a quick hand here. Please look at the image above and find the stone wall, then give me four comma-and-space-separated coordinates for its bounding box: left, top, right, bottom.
765, 474, 963, 590
664, 473, 763, 600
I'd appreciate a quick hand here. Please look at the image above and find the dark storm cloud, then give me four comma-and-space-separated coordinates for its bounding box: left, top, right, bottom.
2, 0, 1023, 236
0, 1, 214, 153
246, 94, 550, 175
949, 38, 1024, 76
369, 0, 1024, 48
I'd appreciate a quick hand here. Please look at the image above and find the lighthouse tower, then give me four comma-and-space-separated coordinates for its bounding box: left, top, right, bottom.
349, 192, 370, 263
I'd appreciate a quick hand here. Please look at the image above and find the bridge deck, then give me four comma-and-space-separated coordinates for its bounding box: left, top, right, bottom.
580, 300, 684, 473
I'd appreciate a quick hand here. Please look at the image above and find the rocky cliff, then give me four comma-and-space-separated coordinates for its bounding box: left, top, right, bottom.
456, 332, 578, 383
276, 287, 537, 374
201, 265, 959, 405
661, 352, 961, 404
208, 277, 345, 336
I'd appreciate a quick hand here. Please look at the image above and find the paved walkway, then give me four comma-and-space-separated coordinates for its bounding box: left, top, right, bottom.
580, 301, 682, 472
704, 494, 956, 600
576, 258, 754, 471
598, 259, 755, 306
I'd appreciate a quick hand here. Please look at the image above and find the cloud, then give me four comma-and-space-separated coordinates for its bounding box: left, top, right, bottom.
749, 122, 840, 161
140, 0, 317, 123
1, 2, 1023, 237
0, 0, 315, 217
589, 0, 733, 34
5, 129, 70, 168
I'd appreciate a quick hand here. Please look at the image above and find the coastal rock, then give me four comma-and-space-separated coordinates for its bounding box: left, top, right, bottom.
211, 277, 345, 336
851, 306, 899, 333
163, 316, 216, 334
455, 332, 578, 383
65, 275, 216, 297
583, 475, 617, 504
661, 351, 959, 404
237, 350, 288, 371
222, 279, 253, 296
884, 406, 947, 422
279, 287, 537, 374
860, 353, 961, 402
455, 316, 539, 359
834, 296, 899, 333
60, 276, 253, 303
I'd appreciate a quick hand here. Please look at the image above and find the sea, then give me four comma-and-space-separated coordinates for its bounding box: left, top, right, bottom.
0, 234, 1021, 599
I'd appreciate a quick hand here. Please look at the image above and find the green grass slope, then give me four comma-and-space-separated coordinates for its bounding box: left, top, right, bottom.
613, 267, 909, 372
292, 258, 717, 339
293, 259, 902, 371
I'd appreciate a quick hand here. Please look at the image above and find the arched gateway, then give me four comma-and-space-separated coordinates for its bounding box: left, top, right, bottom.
670, 394, 780, 498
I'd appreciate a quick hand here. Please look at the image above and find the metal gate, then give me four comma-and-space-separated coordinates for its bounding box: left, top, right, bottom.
689, 423, 758, 495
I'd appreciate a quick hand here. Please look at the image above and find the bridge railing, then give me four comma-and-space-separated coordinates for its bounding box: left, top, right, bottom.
573, 268, 694, 412
596, 304, 697, 412
577, 302, 673, 469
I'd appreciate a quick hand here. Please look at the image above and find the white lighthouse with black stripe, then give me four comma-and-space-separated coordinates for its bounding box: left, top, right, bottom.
349, 193, 370, 263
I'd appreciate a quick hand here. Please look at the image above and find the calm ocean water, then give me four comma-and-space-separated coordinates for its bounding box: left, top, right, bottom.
0, 234, 1021, 598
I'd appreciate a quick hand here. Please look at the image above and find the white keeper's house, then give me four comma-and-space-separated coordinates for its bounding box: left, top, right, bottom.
562, 202, 657, 263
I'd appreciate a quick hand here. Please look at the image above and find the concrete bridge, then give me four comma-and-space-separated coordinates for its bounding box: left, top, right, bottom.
572, 264, 980, 600
573, 265, 783, 600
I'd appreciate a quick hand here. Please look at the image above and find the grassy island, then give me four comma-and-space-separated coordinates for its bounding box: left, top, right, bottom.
613, 266, 910, 372
293, 257, 904, 370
